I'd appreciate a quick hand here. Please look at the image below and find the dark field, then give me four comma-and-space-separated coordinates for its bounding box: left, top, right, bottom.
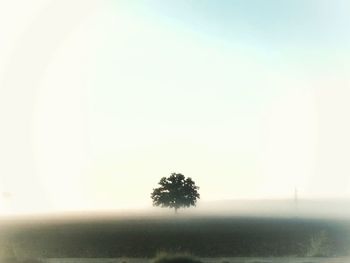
0, 216, 349, 259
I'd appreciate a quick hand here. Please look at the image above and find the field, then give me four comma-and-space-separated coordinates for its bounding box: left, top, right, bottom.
0, 215, 349, 261
39, 257, 350, 263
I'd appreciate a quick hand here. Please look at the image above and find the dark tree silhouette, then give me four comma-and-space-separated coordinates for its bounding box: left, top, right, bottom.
151, 173, 200, 213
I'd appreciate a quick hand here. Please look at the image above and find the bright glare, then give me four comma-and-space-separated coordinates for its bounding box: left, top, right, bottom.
0, 0, 349, 215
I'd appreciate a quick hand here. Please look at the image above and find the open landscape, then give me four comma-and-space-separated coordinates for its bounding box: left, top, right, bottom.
1, 1, 350, 263
13, 257, 350, 263
1, 213, 350, 262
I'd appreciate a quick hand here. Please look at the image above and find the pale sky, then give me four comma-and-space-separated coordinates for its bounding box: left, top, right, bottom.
0, 0, 350, 214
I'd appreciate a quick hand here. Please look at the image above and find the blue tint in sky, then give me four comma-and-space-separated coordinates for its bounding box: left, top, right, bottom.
0, 0, 349, 214
132, 0, 350, 49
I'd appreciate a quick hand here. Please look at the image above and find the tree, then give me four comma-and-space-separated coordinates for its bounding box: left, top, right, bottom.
151, 173, 200, 213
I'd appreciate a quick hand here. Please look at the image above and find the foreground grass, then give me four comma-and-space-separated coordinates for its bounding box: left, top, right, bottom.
152, 253, 202, 263
3, 257, 350, 263
0, 216, 349, 258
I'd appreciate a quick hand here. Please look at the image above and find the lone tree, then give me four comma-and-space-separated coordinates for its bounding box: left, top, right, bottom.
151, 173, 200, 213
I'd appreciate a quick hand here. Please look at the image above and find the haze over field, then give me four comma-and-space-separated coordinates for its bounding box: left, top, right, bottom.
0, 0, 350, 215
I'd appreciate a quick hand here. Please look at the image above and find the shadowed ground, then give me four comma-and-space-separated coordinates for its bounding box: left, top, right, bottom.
0, 216, 349, 259
19, 257, 350, 263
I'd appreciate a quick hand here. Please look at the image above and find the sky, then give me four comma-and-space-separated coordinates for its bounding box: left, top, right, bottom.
0, 0, 350, 214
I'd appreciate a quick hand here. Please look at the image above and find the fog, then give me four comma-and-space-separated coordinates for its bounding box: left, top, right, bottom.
1, 1, 350, 260
0, 198, 349, 224
1, 1, 350, 217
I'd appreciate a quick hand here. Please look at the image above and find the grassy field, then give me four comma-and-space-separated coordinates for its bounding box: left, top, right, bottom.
0, 216, 349, 259
37, 257, 350, 263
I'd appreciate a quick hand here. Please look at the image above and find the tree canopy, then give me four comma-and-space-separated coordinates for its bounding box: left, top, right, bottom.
151, 173, 200, 213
